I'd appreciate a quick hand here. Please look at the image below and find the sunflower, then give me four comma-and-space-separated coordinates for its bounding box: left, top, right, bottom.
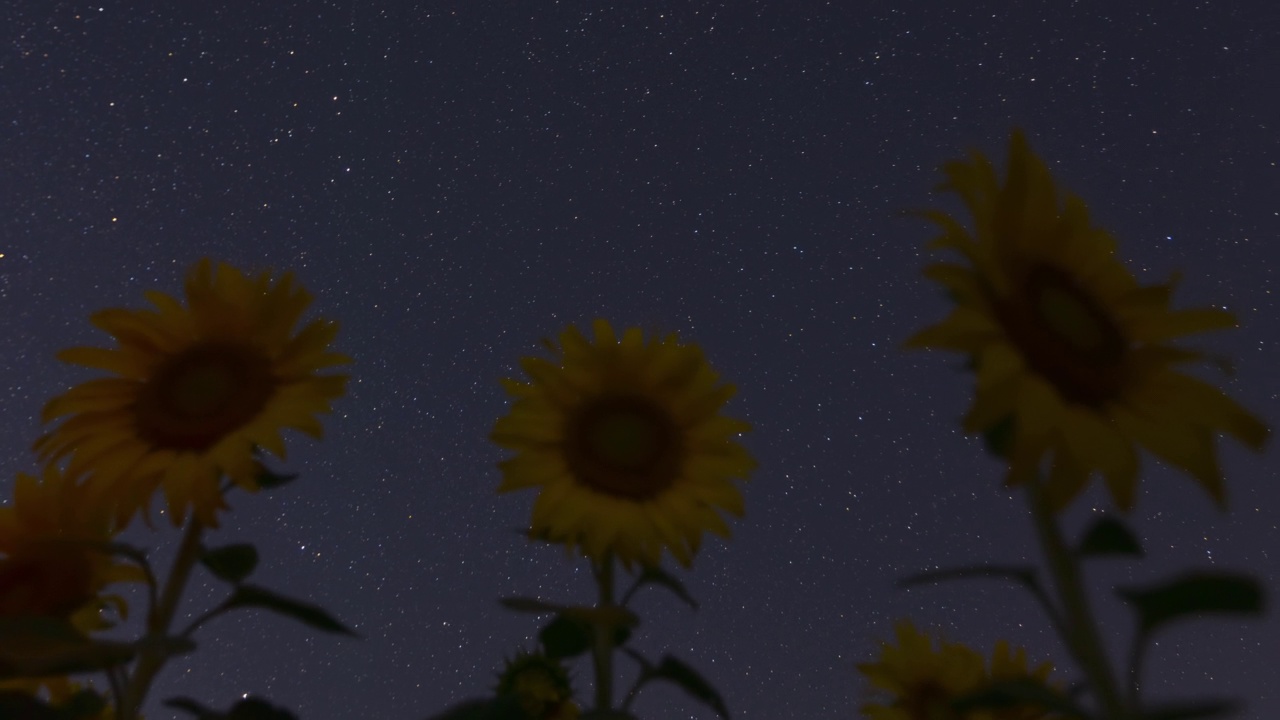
0, 464, 138, 628
35, 259, 349, 528
857, 620, 1055, 720
907, 130, 1268, 511
496, 651, 579, 720
491, 319, 753, 568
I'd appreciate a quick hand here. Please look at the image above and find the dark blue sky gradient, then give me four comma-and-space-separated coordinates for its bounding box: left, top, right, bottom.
2, 2, 1278, 718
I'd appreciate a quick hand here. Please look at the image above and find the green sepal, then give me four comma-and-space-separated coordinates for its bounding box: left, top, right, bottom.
58, 689, 108, 719
1119, 572, 1263, 635
201, 543, 260, 584
951, 678, 1089, 718
224, 585, 357, 636
254, 464, 298, 490
982, 415, 1015, 459
623, 650, 730, 719
0, 617, 137, 678
1139, 699, 1241, 720
1077, 517, 1143, 558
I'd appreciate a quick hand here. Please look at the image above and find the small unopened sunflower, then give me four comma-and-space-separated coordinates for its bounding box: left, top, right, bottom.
492, 320, 753, 568
858, 620, 1055, 720
908, 130, 1268, 511
496, 651, 579, 720
35, 259, 349, 528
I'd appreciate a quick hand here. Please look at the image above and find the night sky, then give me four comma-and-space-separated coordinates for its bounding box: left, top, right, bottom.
2, 2, 1278, 718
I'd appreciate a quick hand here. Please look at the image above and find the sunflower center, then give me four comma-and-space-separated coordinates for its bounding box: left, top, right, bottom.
134, 343, 275, 451
567, 397, 681, 500
998, 264, 1128, 406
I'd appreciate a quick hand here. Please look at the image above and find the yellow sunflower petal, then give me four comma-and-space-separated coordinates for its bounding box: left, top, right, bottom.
37, 259, 348, 528
493, 320, 752, 568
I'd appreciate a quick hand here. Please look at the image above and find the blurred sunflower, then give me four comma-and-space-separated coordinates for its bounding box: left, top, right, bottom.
858, 620, 1055, 720
907, 130, 1267, 511
492, 319, 753, 568
496, 651, 579, 720
0, 465, 138, 629
35, 259, 349, 528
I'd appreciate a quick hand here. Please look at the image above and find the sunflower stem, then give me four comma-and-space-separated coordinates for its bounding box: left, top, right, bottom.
118, 518, 205, 719
591, 553, 617, 712
1027, 481, 1127, 719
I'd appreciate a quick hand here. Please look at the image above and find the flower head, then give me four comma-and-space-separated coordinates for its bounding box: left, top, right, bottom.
858, 620, 1055, 720
492, 319, 753, 568
908, 130, 1268, 511
0, 465, 137, 628
496, 651, 579, 720
35, 259, 349, 528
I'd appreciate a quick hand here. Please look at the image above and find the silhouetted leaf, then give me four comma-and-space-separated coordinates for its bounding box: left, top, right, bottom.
201, 543, 259, 584
1078, 517, 1143, 558
166, 696, 216, 718
1119, 572, 1263, 635
225, 585, 356, 636
631, 655, 730, 720
540, 614, 591, 659
228, 697, 299, 720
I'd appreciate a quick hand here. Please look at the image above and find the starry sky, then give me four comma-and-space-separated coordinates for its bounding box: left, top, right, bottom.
2, 2, 1278, 718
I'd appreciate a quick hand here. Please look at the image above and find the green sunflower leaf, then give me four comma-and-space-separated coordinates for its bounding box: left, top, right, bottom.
166, 696, 301, 720
224, 585, 357, 637
1139, 699, 1241, 720
540, 614, 592, 659
201, 543, 260, 584
165, 697, 216, 719
625, 653, 730, 720
226, 697, 300, 720
1118, 572, 1263, 635
1078, 517, 1143, 558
